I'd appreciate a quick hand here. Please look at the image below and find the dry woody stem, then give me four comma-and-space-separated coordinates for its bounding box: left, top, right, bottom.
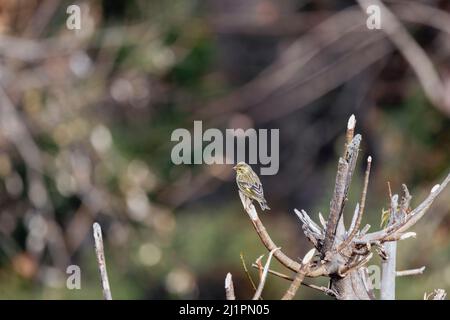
93, 222, 112, 300
225, 273, 236, 300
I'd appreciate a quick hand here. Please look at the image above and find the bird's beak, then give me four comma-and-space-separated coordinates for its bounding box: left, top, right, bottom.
232, 165, 237, 170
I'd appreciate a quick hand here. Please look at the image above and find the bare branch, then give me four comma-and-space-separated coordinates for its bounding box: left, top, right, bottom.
339, 252, 373, 277
343, 135, 362, 195
391, 1, 450, 37
255, 254, 265, 280
251, 265, 338, 297
239, 191, 299, 271
401, 179, 450, 231
396, 266, 425, 277
400, 184, 412, 215
322, 158, 349, 254
398, 232, 416, 240
281, 269, 307, 300
323, 133, 362, 255
252, 248, 279, 300
357, 172, 450, 244
93, 222, 112, 300
252, 265, 292, 281
318, 212, 327, 229
360, 224, 371, 236
380, 194, 398, 300
240, 252, 257, 292
339, 156, 372, 250
239, 193, 326, 277
225, 273, 236, 300
348, 203, 360, 235
281, 249, 316, 300
357, 0, 450, 116
346, 114, 356, 145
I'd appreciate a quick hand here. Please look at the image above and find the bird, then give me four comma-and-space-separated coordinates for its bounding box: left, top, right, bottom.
233, 162, 270, 211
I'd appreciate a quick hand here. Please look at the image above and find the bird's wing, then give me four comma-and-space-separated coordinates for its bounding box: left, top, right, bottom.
239, 175, 265, 200
248, 168, 262, 185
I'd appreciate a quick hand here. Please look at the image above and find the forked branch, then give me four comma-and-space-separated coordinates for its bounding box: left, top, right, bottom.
252, 248, 279, 300
238, 191, 327, 277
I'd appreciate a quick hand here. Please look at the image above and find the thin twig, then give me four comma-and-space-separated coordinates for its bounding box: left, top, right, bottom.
93, 222, 112, 300
387, 181, 393, 199
240, 252, 258, 292
255, 254, 265, 280
251, 265, 337, 297
345, 114, 356, 148
318, 212, 327, 230
400, 184, 412, 215
252, 248, 279, 300
348, 203, 360, 235
225, 273, 236, 300
396, 266, 425, 277
339, 156, 372, 250
252, 264, 292, 280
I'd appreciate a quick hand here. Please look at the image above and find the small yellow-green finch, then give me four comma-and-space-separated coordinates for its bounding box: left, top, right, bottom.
233, 162, 270, 211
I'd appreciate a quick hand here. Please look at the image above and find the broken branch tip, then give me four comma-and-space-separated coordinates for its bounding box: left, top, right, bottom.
347, 114, 356, 130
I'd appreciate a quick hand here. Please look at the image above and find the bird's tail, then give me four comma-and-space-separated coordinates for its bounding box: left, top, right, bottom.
259, 200, 271, 211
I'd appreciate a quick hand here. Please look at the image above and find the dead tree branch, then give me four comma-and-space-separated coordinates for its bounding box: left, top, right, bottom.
357, 0, 450, 116
252, 248, 279, 300
356, 175, 450, 245
380, 194, 399, 300
250, 264, 338, 297
396, 267, 425, 277
281, 249, 316, 300
225, 273, 236, 300
238, 192, 327, 277
339, 156, 372, 250
322, 158, 349, 255
93, 222, 112, 300
240, 253, 257, 292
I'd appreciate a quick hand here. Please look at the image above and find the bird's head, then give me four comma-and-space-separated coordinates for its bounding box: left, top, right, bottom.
233, 162, 249, 174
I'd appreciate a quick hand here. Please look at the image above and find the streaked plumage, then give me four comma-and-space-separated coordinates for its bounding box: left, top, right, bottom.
233, 162, 270, 211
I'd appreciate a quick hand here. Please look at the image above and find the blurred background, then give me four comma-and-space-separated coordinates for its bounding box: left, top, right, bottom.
0, 0, 449, 299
